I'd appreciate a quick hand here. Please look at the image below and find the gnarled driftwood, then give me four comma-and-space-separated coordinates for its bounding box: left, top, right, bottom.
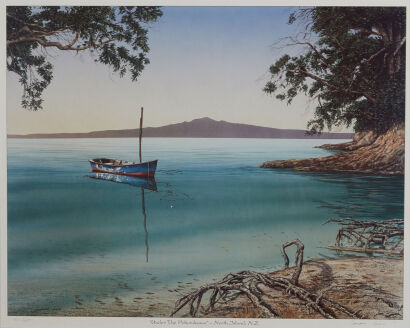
324, 218, 403, 255
171, 239, 360, 319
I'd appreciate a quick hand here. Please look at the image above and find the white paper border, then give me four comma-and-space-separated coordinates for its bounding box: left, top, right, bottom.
1, 1, 408, 328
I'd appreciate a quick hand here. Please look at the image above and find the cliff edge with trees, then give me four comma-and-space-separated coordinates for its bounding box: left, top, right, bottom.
261, 7, 405, 175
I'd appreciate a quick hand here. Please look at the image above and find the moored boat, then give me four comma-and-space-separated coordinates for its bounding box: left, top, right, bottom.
88, 106, 158, 178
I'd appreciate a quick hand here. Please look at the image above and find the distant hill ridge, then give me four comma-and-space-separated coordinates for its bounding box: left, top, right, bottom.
8, 117, 353, 139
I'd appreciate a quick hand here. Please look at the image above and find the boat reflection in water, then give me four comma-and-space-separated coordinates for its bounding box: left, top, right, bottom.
87, 172, 157, 191
87, 172, 156, 262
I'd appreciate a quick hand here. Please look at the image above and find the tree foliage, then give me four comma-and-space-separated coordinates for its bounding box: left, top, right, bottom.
7, 6, 163, 110
264, 7, 406, 133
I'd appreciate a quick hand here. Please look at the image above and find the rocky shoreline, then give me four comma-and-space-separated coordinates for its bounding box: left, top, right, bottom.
260, 126, 404, 176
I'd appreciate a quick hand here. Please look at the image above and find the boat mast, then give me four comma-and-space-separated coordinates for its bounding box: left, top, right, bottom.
139, 107, 143, 163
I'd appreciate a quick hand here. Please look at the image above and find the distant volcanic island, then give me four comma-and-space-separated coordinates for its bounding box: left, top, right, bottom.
8, 117, 353, 139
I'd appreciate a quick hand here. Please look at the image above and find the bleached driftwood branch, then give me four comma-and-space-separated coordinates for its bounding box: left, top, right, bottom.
324, 218, 403, 255
171, 239, 359, 319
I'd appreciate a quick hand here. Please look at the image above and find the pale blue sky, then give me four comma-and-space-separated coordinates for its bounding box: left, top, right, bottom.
7, 6, 344, 134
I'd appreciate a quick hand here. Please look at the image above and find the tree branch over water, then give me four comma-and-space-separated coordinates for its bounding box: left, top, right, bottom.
6, 6, 163, 110
264, 7, 405, 134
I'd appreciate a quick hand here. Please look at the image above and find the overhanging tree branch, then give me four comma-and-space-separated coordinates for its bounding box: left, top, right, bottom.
298, 68, 377, 103
8, 35, 118, 51
265, 7, 405, 134
7, 6, 163, 110
279, 38, 378, 99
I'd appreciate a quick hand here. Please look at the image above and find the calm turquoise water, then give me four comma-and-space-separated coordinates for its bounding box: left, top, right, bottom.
7, 138, 404, 316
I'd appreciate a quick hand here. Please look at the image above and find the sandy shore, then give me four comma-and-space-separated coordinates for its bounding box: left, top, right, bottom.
52, 256, 403, 319
205, 256, 403, 319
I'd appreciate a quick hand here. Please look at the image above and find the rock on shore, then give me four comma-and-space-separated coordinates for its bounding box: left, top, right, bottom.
260, 125, 404, 175
316, 129, 378, 151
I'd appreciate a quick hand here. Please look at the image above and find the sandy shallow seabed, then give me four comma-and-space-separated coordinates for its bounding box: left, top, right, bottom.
49, 256, 403, 319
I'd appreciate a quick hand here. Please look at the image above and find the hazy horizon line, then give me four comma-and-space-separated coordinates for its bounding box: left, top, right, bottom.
7, 116, 354, 138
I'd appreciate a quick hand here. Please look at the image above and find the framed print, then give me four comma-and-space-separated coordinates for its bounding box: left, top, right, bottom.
1, 1, 408, 328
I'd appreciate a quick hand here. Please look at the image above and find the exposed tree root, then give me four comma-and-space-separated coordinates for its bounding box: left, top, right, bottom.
171, 240, 360, 319
324, 218, 404, 255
